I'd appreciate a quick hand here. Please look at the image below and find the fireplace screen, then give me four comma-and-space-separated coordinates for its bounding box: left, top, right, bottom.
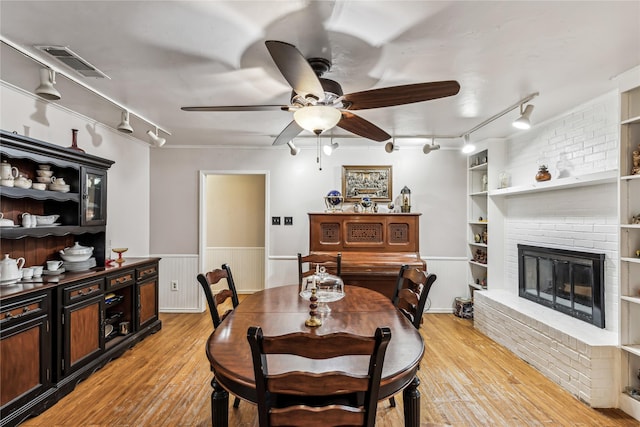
518, 245, 605, 328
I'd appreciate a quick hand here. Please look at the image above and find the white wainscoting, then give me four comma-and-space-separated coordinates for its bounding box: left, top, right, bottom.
157, 253, 467, 313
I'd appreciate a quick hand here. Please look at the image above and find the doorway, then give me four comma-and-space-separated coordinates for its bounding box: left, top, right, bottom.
199, 171, 268, 296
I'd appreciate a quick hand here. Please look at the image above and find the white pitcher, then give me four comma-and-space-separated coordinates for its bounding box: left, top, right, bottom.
0, 254, 25, 282
21, 212, 36, 228
0, 161, 18, 180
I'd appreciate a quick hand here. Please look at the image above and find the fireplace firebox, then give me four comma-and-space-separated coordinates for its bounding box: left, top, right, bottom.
518, 244, 605, 328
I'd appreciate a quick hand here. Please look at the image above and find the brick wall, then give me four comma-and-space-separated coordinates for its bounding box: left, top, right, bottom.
474, 90, 620, 407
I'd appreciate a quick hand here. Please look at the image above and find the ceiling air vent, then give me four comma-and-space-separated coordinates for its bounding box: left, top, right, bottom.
35, 45, 109, 79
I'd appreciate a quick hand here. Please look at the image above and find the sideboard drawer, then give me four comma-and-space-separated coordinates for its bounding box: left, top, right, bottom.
106, 269, 135, 291
136, 264, 158, 282
62, 279, 104, 305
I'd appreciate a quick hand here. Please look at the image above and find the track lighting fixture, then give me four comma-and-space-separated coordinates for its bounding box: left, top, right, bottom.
34, 68, 61, 100
323, 140, 339, 155
422, 139, 441, 155
146, 128, 166, 147
461, 134, 476, 154
287, 140, 300, 156
384, 140, 398, 153
117, 110, 133, 134
513, 104, 535, 130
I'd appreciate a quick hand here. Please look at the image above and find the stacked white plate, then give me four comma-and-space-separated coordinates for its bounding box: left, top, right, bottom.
49, 183, 70, 193
63, 257, 96, 272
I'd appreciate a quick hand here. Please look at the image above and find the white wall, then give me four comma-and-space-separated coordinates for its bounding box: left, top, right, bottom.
150, 142, 469, 311
0, 83, 151, 257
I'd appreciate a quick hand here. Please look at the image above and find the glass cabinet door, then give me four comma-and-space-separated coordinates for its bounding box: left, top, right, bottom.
81, 166, 107, 226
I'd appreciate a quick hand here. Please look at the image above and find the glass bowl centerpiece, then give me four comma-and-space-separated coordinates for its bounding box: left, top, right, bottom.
300, 265, 344, 312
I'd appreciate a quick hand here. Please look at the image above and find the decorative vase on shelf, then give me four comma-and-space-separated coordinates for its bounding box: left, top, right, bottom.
69, 129, 85, 153
535, 165, 551, 182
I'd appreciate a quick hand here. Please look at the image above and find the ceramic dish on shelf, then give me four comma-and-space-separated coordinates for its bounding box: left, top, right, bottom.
104, 324, 114, 337
34, 214, 59, 225
63, 257, 96, 271
48, 185, 70, 193
36, 223, 61, 227
43, 268, 65, 275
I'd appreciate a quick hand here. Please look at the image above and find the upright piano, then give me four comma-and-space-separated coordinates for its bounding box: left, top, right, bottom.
308, 212, 426, 299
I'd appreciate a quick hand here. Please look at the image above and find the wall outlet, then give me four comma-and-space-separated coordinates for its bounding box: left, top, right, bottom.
171, 280, 179, 291
284, 216, 293, 225
272, 216, 281, 225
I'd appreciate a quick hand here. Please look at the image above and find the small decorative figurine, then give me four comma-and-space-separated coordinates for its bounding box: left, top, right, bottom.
632, 145, 640, 175
400, 186, 411, 213
324, 190, 343, 212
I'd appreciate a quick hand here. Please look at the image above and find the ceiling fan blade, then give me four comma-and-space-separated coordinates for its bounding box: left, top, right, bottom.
343, 80, 461, 110
181, 105, 285, 112
272, 121, 304, 146
265, 40, 325, 100
338, 112, 391, 142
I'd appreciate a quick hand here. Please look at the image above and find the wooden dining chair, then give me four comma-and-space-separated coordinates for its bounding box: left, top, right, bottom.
388, 264, 437, 407
247, 325, 391, 427
297, 252, 342, 291
196, 263, 242, 408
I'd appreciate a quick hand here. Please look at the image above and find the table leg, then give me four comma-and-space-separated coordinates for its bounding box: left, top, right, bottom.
211, 376, 229, 427
402, 376, 420, 427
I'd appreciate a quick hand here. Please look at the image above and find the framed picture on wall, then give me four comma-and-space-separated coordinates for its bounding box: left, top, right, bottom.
341, 165, 392, 202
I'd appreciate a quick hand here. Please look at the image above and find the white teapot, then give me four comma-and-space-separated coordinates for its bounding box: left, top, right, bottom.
0, 253, 25, 282
14, 175, 32, 189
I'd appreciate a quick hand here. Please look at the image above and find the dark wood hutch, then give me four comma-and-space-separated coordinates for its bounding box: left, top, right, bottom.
0, 130, 161, 426
308, 212, 426, 299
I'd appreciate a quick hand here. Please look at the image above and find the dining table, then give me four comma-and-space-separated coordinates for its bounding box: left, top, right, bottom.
206, 284, 425, 426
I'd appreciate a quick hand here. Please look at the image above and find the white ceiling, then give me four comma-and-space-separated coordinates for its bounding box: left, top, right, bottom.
1, 1, 639, 150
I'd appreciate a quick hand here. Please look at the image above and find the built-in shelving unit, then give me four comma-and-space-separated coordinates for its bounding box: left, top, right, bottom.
618, 78, 640, 420
467, 148, 489, 293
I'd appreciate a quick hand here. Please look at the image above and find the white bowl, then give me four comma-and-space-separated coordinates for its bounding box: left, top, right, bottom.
32, 183, 46, 190
36, 170, 53, 177
36, 176, 52, 183
38, 164, 51, 170
0, 179, 14, 187
59, 252, 92, 262
35, 214, 60, 225
62, 242, 94, 255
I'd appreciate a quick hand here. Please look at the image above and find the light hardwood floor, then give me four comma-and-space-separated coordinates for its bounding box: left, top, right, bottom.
22, 306, 639, 426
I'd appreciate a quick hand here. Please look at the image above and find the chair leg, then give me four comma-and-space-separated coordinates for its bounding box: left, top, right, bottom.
389, 396, 396, 407
233, 396, 241, 408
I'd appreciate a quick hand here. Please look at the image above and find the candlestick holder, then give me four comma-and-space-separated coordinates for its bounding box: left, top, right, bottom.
112, 247, 128, 265
305, 286, 322, 327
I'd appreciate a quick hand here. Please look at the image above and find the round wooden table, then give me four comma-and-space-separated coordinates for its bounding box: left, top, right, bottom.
206, 284, 424, 426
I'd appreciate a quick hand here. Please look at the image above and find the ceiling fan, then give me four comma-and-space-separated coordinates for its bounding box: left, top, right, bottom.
181, 40, 461, 145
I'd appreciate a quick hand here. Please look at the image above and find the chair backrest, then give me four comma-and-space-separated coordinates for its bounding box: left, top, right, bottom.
392, 264, 437, 329
247, 326, 391, 427
196, 263, 240, 328
297, 252, 342, 290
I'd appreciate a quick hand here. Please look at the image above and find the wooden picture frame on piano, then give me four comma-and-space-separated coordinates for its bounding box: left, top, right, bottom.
342, 165, 392, 202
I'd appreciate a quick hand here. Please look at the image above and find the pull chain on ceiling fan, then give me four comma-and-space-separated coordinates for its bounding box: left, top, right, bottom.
182, 40, 461, 146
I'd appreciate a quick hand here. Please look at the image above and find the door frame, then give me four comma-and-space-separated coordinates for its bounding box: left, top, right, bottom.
198, 170, 269, 306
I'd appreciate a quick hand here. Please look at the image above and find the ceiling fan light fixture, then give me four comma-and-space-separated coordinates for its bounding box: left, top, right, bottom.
117, 110, 134, 134
287, 140, 300, 156
34, 68, 61, 100
513, 104, 534, 130
461, 134, 476, 154
293, 105, 342, 135
147, 128, 166, 147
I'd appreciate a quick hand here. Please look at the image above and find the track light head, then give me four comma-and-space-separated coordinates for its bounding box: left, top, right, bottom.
461, 134, 476, 154
384, 141, 398, 153
35, 68, 61, 100
287, 140, 300, 156
147, 128, 166, 147
323, 141, 339, 156
117, 110, 134, 134
422, 142, 441, 154
513, 104, 534, 130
